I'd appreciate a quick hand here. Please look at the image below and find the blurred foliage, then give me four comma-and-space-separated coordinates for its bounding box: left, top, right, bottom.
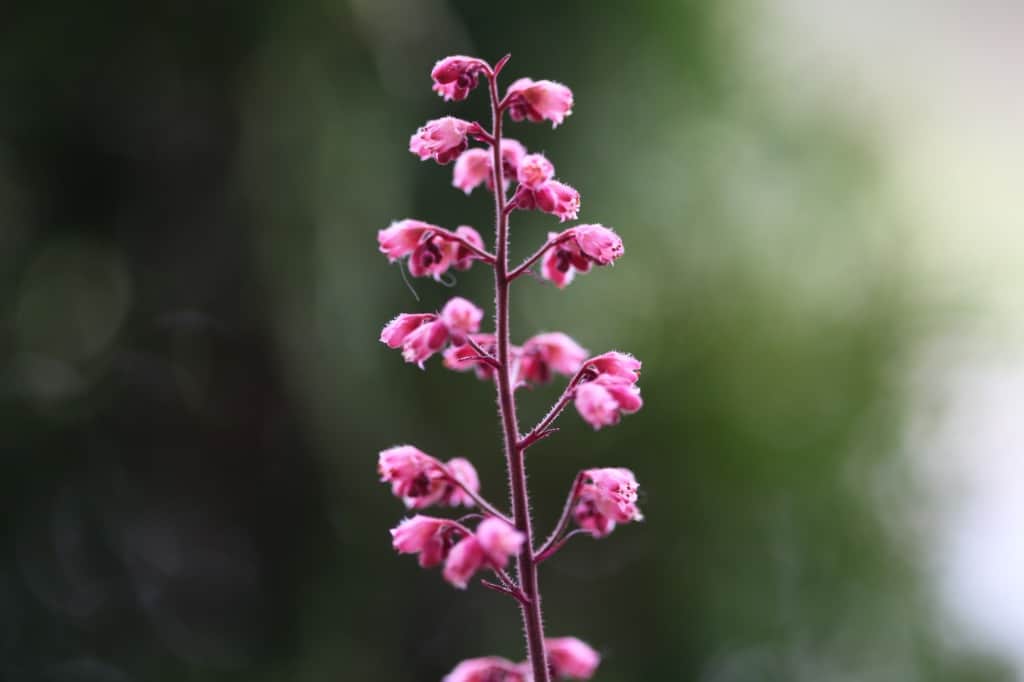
0, 1, 1013, 681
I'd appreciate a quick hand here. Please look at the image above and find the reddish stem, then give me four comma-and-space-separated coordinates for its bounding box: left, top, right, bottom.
487, 66, 551, 682
508, 233, 571, 281
537, 471, 586, 557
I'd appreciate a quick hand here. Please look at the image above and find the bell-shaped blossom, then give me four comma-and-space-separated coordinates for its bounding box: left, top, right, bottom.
453, 149, 492, 194
505, 78, 574, 127
381, 298, 486, 368
444, 333, 498, 381
583, 350, 641, 383
440, 296, 484, 344
390, 515, 452, 567
378, 445, 446, 507
500, 138, 528, 176
443, 518, 524, 589
378, 220, 484, 280
574, 374, 642, 429
452, 225, 485, 270
378, 445, 481, 509
533, 180, 580, 222
431, 55, 488, 101
517, 153, 555, 189
540, 225, 623, 288
519, 332, 588, 385
443, 657, 529, 682
573, 468, 643, 537
546, 637, 601, 679
410, 116, 475, 165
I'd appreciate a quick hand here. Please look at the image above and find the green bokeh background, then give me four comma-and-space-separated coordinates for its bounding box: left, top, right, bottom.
1, 1, 1015, 681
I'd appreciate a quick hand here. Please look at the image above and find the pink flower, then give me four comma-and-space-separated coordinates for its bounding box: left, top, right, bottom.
442, 518, 524, 589
453, 226, 485, 270
377, 219, 434, 261
443, 535, 485, 589
378, 445, 445, 507
380, 313, 437, 349
583, 351, 641, 383
443, 333, 498, 380
574, 224, 624, 265
574, 375, 642, 429
534, 180, 580, 222
431, 55, 488, 102
517, 153, 555, 189
573, 468, 643, 537
441, 457, 480, 507
453, 149, 492, 194
440, 296, 484, 343
540, 225, 624, 288
410, 116, 474, 165
546, 637, 601, 679
505, 78, 574, 128
519, 332, 588, 385
475, 517, 525, 566
401, 318, 450, 367
390, 515, 452, 567
443, 657, 529, 682
408, 234, 455, 280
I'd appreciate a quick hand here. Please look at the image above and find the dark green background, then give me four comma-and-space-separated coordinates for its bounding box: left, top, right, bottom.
0, 1, 1011, 680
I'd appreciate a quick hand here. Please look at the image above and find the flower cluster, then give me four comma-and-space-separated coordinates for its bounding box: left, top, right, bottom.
377, 53, 646, 681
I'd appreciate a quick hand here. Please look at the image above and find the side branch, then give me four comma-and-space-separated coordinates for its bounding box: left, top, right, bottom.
537, 471, 586, 557
440, 466, 512, 524
427, 230, 498, 265
517, 366, 596, 450
508, 234, 569, 281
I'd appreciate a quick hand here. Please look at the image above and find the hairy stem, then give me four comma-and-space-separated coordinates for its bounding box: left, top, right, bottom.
488, 68, 550, 682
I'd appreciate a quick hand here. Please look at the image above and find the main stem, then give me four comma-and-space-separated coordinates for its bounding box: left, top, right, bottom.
488, 72, 550, 681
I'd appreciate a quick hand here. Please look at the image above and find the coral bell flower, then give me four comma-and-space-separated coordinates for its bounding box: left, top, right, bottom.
443, 535, 485, 589
378, 445, 445, 508
519, 332, 588, 385
379, 313, 437, 349
574, 374, 643, 429
440, 296, 484, 343
443, 333, 498, 381
540, 225, 624, 288
377, 219, 434, 262
443, 518, 524, 589
582, 467, 643, 524
534, 180, 580, 222
431, 55, 488, 101
443, 657, 529, 682
453, 148, 492, 194
441, 457, 480, 507
546, 637, 601, 679
401, 318, 450, 367
452, 226, 485, 270
391, 515, 452, 567
505, 78, 574, 127
516, 153, 555, 189
410, 116, 475, 165
584, 350, 641, 383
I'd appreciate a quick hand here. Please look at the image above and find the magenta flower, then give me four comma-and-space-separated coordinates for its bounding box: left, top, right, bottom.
377, 445, 445, 508
540, 225, 624, 288
401, 318, 450, 367
442, 518, 524, 589
443, 657, 529, 682
432, 55, 489, 102
379, 312, 437, 349
546, 637, 601, 679
505, 78, 574, 127
453, 226, 485, 270
410, 116, 475, 164
378, 220, 485, 280
582, 467, 643, 523
534, 180, 581, 222
453, 148, 492, 194
440, 296, 484, 342
572, 496, 618, 538
442, 457, 480, 507
390, 515, 452, 567
442, 535, 485, 589
517, 153, 555, 189
583, 350, 641, 383
443, 333, 498, 380
574, 375, 643, 429
377, 219, 434, 261
519, 332, 588, 385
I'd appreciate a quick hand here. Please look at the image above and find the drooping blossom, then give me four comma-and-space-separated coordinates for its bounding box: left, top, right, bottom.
452, 139, 528, 194
378, 220, 485, 280
391, 515, 453, 567
410, 116, 476, 164
573, 467, 643, 536
546, 637, 601, 679
533, 180, 580, 222
519, 332, 588, 385
582, 350, 641, 383
443, 657, 530, 682
380, 298, 485, 368
431, 55, 488, 101
574, 374, 643, 429
517, 153, 555, 189
540, 225, 624, 288
443, 518, 524, 589
378, 445, 482, 509
505, 78, 574, 127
